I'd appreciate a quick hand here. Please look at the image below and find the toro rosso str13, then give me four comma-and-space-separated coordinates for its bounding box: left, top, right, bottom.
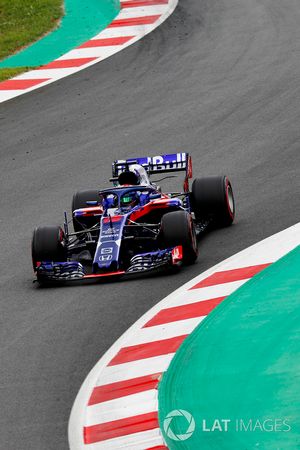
32, 153, 235, 284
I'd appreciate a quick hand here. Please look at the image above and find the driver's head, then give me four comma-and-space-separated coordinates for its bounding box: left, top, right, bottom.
121, 191, 139, 208
118, 169, 140, 186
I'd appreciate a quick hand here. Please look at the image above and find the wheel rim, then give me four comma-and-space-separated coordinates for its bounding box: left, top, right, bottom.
189, 218, 198, 255
226, 182, 234, 217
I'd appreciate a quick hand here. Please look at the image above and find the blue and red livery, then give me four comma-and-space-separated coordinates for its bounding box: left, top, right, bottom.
32, 153, 235, 283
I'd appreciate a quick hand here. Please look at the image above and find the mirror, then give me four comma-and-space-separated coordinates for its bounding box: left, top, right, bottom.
149, 193, 161, 200
86, 201, 98, 206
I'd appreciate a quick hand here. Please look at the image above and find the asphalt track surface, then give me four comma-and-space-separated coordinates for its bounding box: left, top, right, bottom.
0, 0, 299, 448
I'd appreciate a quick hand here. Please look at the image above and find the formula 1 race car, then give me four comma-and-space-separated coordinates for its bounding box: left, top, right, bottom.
32, 153, 235, 283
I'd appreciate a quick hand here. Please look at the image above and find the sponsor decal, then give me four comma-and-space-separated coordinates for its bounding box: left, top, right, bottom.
101, 227, 120, 236
115, 153, 188, 174
99, 255, 113, 261
101, 247, 113, 254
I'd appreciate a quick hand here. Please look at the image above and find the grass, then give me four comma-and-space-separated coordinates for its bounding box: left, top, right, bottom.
0, 67, 33, 81
0, 0, 64, 81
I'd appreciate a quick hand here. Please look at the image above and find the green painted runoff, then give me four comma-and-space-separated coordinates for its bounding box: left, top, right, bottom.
0, 0, 120, 68
159, 246, 300, 449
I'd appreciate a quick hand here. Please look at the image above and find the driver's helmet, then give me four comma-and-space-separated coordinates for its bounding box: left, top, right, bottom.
118, 169, 140, 186
118, 164, 150, 186
120, 191, 139, 208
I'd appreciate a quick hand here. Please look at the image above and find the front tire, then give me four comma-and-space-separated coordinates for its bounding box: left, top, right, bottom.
160, 211, 198, 265
191, 176, 235, 227
32, 226, 67, 269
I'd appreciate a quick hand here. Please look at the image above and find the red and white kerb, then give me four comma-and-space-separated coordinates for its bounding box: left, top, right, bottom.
69, 223, 300, 449
0, 0, 179, 103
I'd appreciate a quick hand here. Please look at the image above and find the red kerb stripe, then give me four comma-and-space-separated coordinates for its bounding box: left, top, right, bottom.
0, 78, 49, 90
144, 296, 226, 327
108, 334, 187, 366
88, 373, 162, 405
84, 411, 158, 443
41, 58, 97, 69
148, 447, 168, 450
190, 264, 271, 289
79, 36, 134, 47
108, 15, 161, 27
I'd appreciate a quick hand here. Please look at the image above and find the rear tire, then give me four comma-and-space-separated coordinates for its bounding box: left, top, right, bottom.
72, 190, 100, 232
32, 226, 67, 269
191, 176, 235, 227
161, 211, 198, 265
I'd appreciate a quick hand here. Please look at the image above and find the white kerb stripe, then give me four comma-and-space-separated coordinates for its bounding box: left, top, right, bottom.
56, 49, 102, 59
85, 390, 158, 426
117, 5, 168, 17
95, 353, 174, 386
14, 67, 81, 79
164, 279, 247, 307
98, 23, 158, 38
122, 316, 204, 346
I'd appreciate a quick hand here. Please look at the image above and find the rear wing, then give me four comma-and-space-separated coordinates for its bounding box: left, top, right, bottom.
112, 153, 192, 178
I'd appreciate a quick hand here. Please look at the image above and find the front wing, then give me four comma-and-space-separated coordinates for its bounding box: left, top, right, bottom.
35, 246, 183, 283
